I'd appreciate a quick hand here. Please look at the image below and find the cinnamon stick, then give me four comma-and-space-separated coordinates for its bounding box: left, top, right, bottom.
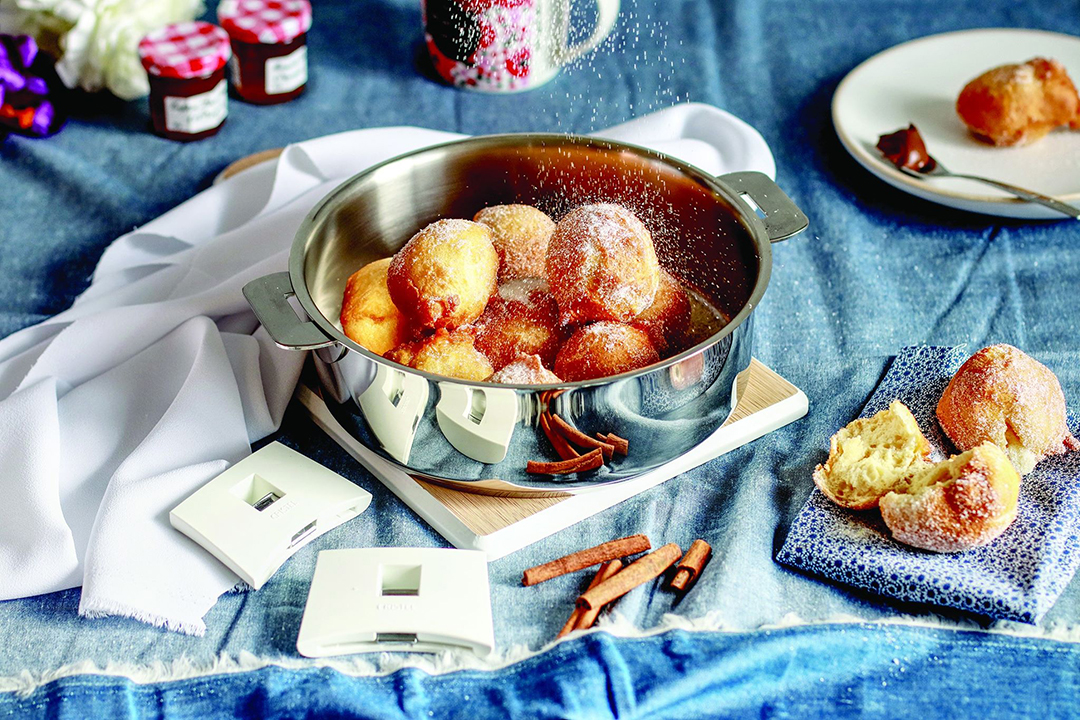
550, 414, 615, 460
669, 539, 712, 592
557, 608, 584, 639
595, 433, 630, 456
577, 543, 681, 610
526, 448, 603, 476
556, 559, 622, 638
573, 560, 623, 631
522, 534, 651, 586
605, 433, 629, 455
540, 412, 579, 461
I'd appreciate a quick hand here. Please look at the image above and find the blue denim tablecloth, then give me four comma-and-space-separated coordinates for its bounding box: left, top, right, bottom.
3, 0, 1080, 717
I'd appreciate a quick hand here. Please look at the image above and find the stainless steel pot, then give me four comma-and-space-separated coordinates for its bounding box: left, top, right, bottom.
244, 134, 807, 495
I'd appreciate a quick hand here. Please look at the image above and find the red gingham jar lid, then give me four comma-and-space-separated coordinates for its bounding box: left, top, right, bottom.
217, 0, 313, 45
138, 21, 231, 79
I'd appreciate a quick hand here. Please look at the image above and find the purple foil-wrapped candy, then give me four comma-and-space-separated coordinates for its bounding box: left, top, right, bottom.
29, 100, 53, 135
14, 35, 37, 69
0, 64, 25, 92
24, 76, 48, 95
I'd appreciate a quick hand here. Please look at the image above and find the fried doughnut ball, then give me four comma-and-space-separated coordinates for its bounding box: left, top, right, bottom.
937, 344, 1079, 475
475, 278, 566, 370
387, 219, 499, 330
473, 204, 555, 281
553, 322, 659, 382
880, 443, 1020, 553
813, 400, 934, 510
957, 57, 1080, 146
546, 203, 661, 326
812, 402, 1021, 552
340, 258, 412, 356
383, 341, 417, 367
487, 354, 562, 385
385, 328, 493, 382
631, 268, 691, 354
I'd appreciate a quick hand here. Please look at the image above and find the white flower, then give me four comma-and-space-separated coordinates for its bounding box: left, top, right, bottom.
0, 0, 204, 99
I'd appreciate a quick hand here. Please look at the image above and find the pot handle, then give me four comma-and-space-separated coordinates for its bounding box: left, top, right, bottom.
243, 272, 336, 350
720, 171, 809, 243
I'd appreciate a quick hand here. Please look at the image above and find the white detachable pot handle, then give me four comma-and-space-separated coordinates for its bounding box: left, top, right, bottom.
557, 0, 620, 65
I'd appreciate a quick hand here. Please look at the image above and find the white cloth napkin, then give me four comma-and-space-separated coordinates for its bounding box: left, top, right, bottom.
0, 131, 458, 634
0, 104, 773, 634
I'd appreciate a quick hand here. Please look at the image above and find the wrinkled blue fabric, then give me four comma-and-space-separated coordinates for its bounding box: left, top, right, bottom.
3, 0, 1080, 716
3, 624, 1080, 719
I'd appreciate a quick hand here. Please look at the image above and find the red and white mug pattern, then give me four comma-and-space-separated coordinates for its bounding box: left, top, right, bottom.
423, 0, 537, 91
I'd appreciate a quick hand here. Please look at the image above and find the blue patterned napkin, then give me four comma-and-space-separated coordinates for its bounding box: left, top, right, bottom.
777, 346, 1080, 623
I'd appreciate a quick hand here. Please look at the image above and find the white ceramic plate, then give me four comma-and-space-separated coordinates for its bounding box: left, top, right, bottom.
833, 28, 1080, 219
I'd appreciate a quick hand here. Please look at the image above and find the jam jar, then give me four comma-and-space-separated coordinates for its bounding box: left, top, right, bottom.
217, 0, 312, 105
138, 22, 231, 141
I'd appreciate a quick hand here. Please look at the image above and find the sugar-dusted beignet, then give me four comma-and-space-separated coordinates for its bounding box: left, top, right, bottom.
340, 258, 412, 356
475, 278, 566, 370
812, 400, 934, 510
546, 203, 661, 326
880, 443, 1020, 553
957, 57, 1080, 146
487, 353, 562, 385
937, 344, 1079, 475
387, 219, 499, 330
473, 204, 555, 281
631, 268, 691, 354
553, 322, 659, 382
385, 328, 493, 382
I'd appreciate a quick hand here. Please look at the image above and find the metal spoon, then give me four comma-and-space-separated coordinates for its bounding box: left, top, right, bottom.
897, 159, 1080, 220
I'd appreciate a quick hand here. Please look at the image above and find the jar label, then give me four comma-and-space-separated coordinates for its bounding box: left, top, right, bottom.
164, 80, 228, 135
265, 46, 307, 95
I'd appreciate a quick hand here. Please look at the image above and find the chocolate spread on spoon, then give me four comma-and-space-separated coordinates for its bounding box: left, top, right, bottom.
876, 124, 937, 172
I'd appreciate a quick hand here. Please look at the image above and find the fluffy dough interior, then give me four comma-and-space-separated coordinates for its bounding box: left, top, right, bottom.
813, 400, 932, 509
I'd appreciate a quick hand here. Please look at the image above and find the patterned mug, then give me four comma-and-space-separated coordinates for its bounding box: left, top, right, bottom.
422, 0, 620, 92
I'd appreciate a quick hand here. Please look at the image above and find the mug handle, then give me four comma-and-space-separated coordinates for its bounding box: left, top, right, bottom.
556, 0, 620, 65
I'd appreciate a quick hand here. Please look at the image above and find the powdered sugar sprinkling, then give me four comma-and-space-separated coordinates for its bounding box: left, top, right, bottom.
546, 203, 661, 325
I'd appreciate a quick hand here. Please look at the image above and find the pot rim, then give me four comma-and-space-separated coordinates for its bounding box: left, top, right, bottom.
288, 132, 773, 389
